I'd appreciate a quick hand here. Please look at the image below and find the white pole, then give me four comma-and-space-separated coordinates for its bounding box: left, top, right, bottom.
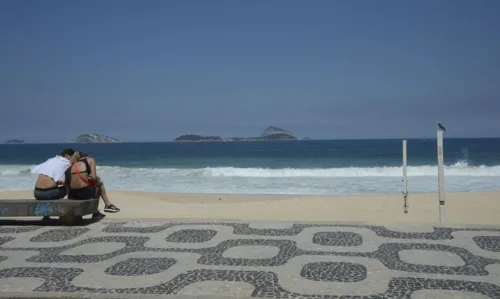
437, 130, 446, 223
402, 140, 408, 213
402, 140, 408, 194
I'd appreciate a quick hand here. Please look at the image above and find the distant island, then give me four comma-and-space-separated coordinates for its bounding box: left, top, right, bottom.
69, 133, 121, 143
4, 139, 25, 144
174, 135, 223, 142
174, 126, 297, 142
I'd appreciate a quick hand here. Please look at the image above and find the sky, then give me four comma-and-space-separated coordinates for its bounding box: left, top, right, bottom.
0, 0, 499, 142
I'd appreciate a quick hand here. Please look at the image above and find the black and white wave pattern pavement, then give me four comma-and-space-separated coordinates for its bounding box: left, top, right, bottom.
0, 220, 500, 298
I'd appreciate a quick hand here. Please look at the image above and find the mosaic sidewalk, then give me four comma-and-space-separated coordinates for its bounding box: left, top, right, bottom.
0, 219, 500, 298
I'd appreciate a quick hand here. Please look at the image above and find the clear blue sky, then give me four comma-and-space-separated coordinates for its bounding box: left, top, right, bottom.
1, 0, 499, 142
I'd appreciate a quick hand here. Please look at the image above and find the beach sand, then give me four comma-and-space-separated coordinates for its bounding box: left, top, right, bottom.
0, 190, 499, 225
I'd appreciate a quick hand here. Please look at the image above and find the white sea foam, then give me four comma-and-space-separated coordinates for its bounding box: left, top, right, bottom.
198, 161, 500, 177
1, 162, 499, 194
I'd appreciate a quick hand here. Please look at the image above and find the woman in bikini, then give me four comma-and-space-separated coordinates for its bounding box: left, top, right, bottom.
66, 152, 120, 215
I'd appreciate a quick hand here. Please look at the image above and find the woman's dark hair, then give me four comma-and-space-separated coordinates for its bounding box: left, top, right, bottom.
79, 151, 88, 158
59, 148, 75, 156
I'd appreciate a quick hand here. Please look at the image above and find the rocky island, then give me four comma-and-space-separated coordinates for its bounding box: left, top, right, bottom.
69, 133, 121, 143
174, 126, 297, 142
4, 139, 25, 144
174, 135, 223, 142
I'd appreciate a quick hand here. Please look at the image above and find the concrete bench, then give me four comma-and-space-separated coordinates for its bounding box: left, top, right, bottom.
0, 198, 99, 224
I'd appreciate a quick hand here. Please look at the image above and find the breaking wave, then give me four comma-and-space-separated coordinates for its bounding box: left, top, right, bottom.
2, 161, 499, 194
1, 161, 499, 178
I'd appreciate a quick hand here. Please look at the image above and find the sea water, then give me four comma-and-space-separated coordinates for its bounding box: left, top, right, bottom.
1, 138, 499, 195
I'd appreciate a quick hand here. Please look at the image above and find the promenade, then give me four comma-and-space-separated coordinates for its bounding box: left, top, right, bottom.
0, 219, 499, 298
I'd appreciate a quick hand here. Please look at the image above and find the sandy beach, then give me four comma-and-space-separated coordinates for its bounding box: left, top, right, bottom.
0, 190, 498, 225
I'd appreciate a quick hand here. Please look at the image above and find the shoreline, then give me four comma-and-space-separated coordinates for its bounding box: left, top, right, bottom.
1, 190, 499, 225
3, 186, 500, 197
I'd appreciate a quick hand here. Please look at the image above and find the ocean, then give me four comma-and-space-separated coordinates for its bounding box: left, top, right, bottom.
1, 138, 499, 195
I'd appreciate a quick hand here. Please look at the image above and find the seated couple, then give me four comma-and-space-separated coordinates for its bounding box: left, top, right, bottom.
31, 148, 120, 220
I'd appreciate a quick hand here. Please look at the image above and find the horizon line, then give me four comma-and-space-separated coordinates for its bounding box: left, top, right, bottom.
3, 136, 500, 145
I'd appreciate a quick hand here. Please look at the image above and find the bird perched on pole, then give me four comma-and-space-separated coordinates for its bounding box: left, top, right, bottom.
438, 123, 446, 132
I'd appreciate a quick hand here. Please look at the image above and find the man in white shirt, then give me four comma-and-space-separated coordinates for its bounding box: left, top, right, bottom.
31, 148, 80, 201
